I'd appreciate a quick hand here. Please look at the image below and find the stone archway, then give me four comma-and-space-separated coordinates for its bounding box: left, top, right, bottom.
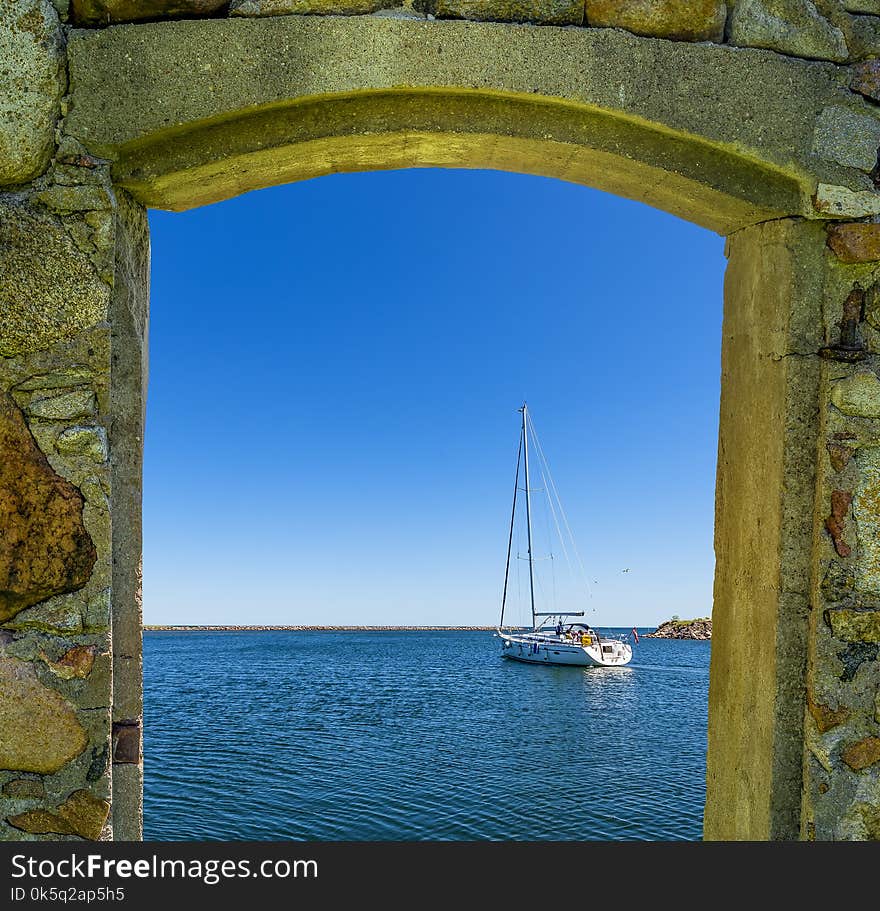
2, 2, 880, 842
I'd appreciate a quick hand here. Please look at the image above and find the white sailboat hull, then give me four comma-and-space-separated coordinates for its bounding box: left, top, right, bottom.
498, 632, 632, 668
495, 406, 636, 670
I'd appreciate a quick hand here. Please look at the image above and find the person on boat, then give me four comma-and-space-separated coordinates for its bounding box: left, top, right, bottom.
556, 620, 563, 637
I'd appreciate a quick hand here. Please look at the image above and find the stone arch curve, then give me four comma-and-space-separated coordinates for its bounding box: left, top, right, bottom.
66, 17, 861, 233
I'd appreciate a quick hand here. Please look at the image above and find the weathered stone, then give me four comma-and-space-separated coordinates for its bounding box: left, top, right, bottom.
7, 788, 109, 839
825, 489, 853, 558
2, 778, 45, 799
435, 0, 583, 24
844, 1, 880, 13
108, 193, 148, 775
830, 371, 880, 417
813, 107, 880, 172
854, 447, 880, 598
14, 369, 96, 393
112, 722, 140, 764
823, 559, 856, 600
868, 283, 880, 331
35, 185, 114, 215
706, 219, 824, 842
827, 223, 880, 263
56, 789, 109, 839
728, 0, 848, 62
814, 184, 880, 219
0, 1, 66, 185
851, 60, 880, 103
0, 656, 87, 773
40, 645, 97, 680
12, 597, 83, 632
808, 694, 850, 733
111, 763, 141, 840
230, 0, 405, 14
849, 14, 880, 61
828, 441, 855, 472
7, 808, 76, 835
70, 0, 227, 24
51, 165, 107, 188
584, 0, 725, 41
840, 802, 880, 840
86, 743, 108, 783
76, 649, 111, 709
838, 640, 878, 680
0, 392, 97, 622
841, 736, 880, 770
83, 588, 110, 630
56, 136, 102, 168
56, 426, 108, 463
0, 202, 111, 357
829, 609, 880, 642
25, 389, 97, 422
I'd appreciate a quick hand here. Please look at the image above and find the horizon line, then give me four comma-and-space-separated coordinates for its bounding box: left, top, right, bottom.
142, 623, 665, 631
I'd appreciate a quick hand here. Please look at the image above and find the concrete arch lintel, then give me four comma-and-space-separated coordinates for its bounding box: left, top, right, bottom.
65, 16, 864, 234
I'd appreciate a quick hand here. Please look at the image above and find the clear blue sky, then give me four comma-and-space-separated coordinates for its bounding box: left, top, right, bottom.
144, 168, 725, 628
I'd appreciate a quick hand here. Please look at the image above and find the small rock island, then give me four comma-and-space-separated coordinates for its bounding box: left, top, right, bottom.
645, 617, 712, 640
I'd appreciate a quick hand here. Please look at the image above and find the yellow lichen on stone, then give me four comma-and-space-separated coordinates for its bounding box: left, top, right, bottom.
0, 203, 110, 358
827, 609, 880, 642
830, 371, 880, 418
8, 789, 109, 840
585, 0, 727, 41
71, 1, 226, 25
434, 0, 583, 24
230, 0, 399, 14
0, 656, 88, 773
853, 448, 880, 598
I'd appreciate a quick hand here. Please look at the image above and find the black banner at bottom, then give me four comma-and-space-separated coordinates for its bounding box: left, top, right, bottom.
0, 840, 872, 907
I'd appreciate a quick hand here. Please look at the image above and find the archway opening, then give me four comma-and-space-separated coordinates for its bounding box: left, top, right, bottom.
141, 167, 724, 840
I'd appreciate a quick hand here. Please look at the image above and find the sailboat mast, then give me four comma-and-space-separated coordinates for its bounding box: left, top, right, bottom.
521, 403, 537, 631
499, 430, 522, 630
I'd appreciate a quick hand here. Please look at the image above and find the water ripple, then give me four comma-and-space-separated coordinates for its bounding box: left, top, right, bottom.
143, 630, 708, 841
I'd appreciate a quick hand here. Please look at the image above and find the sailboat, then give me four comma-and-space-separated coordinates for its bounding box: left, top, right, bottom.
496, 404, 633, 668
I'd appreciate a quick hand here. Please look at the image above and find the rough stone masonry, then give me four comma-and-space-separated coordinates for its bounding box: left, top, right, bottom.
2, 0, 880, 840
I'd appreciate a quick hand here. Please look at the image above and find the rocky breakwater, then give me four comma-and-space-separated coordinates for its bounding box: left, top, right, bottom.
645, 618, 712, 640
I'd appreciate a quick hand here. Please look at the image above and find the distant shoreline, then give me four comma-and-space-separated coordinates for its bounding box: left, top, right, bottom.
644, 618, 711, 640
143, 624, 651, 632
144, 625, 506, 631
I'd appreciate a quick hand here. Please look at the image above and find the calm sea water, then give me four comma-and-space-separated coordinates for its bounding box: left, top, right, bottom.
143, 630, 709, 841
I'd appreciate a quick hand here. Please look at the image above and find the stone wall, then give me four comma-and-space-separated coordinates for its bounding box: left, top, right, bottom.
1, 2, 147, 840
2, 0, 880, 840
38, 0, 880, 70
0, 170, 116, 838
804, 221, 880, 840
37, 0, 880, 71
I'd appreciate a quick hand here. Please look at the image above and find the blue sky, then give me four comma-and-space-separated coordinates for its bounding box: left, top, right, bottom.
144, 168, 725, 628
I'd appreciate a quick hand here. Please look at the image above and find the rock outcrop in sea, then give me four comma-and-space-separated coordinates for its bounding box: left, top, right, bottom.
645, 618, 712, 640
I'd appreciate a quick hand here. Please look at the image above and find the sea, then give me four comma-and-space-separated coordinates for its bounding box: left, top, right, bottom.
143, 629, 709, 841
